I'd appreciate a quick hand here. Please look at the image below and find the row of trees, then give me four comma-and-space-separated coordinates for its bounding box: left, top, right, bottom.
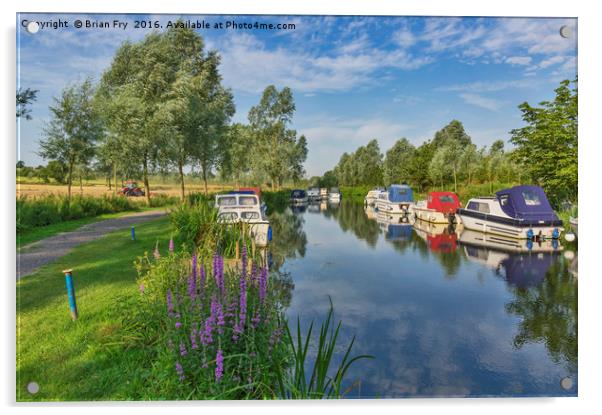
36, 24, 307, 204
328, 120, 522, 194
322, 79, 577, 206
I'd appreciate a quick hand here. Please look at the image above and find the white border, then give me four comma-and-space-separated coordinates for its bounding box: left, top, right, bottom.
3, 1, 600, 415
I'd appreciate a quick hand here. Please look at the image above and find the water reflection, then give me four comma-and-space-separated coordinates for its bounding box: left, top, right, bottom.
273, 200, 577, 397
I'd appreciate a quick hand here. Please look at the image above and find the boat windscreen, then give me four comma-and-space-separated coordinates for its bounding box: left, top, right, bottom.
239, 196, 258, 206
217, 196, 237, 206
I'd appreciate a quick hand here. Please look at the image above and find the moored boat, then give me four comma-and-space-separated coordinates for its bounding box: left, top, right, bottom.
412, 191, 461, 224
375, 184, 414, 214
569, 217, 578, 238
319, 188, 328, 200
328, 187, 341, 202
215, 191, 272, 247
376, 211, 413, 241
290, 189, 308, 205
456, 185, 563, 240
307, 187, 320, 201
364, 187, 384, 207
412, 219, 458, 253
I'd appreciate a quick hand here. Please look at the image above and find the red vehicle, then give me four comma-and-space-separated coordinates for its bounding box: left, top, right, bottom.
412, 191, 461, 224
120, 181, 145, 197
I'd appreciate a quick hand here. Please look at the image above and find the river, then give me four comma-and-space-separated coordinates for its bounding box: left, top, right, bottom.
267, 199, 577, 398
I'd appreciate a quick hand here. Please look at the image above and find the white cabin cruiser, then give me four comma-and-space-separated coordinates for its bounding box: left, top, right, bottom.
456, 185, 563, 240
319, 188, 329, 200
215, 192, 272, 247
364, 188, 384, 207
307, 187, 320, 201
328, 187, 341, 202
376, 184, 415, 214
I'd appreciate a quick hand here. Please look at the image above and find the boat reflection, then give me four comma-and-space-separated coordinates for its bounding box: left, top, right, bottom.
459, 229, 563, 288
376, 211, 413, 241
412, 219, 458, 253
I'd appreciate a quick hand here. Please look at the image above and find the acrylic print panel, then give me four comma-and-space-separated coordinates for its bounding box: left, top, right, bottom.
16, 13, 578, 401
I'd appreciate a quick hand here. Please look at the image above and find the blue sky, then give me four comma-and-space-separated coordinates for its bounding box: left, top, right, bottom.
17, 13, 577, 176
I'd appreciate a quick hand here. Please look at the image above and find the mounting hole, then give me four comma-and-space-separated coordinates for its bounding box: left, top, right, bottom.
559, 25, 572, 39
26, 21, 39, 34
560, 377, 573, 390
27, 381, 39, 394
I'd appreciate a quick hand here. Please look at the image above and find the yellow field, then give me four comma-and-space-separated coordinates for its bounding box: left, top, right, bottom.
16, 181, 235, 198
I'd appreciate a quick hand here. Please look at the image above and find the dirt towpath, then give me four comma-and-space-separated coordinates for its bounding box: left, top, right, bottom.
17, 210, 167, 280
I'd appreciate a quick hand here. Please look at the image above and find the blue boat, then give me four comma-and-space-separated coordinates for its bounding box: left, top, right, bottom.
376, 184, 415, 214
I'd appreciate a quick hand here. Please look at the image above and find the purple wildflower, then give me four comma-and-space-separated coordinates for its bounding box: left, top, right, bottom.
199, 264, 206, 293
238, 267, 248, 332
187, 273, 197, 303
175, 361, 185, 381
241, 245, 248, 279
213, 254, 224, 295
250, 263, 258, 287
190, 329, 198, 350
166, 289, 174, 316
191, 254, 197, 279
215, 349, 224, 381
216, 301, 225, 334
153, 241, 161, 259
169, 238, 174, 252
179, 342, 187, 357
251, 311, 261, 328
259, 267, 268, 305
175, 321, 182, 329
139, 283, 145, 294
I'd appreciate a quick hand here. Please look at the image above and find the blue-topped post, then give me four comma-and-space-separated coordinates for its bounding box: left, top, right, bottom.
131, 226, 136, 241
63, 269, 78, 320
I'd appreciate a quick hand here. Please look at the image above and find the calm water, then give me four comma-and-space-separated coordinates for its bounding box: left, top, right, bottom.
268, 199, 578, 398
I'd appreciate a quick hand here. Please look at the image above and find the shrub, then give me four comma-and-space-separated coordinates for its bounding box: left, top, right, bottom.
16, 194, 138, 232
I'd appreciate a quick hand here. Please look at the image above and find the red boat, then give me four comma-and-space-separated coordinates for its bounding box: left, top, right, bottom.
411, 191, 461, 224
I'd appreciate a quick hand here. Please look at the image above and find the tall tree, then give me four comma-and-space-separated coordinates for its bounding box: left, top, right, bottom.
432, 119, 472, 148
248, 86, 305, 189
221, 123, 253, 186
510, 79, 578, 206
383, 138, 416, 185
39, 78, 102, 201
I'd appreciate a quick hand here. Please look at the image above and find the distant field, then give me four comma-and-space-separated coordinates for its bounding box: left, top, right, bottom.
16, 182, 235, 198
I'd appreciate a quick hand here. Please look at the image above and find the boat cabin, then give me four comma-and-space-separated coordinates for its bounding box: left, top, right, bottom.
426, 192, 461, 214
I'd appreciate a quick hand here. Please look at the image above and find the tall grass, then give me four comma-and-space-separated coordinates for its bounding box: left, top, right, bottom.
274, 299, 373, 399
16, 194, 138, 233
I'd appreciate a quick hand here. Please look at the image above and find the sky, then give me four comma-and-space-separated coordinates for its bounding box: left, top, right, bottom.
16, 13, 578, 177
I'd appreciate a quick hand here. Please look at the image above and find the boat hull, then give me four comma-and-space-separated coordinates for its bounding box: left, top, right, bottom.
291, 197, 308, 205
248, 221, 271, 247
376, 200, 414, 214
457, 209, 563, 239
412, 206, 457, 224
458, 228, 562, 253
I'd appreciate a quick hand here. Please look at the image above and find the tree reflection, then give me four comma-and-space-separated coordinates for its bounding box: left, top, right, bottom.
505, 256, 577, 374
268, 207, 308, 271
326, 199, 381, 247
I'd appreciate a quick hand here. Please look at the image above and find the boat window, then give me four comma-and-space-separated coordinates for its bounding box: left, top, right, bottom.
467, 201, 489, 213
499, 194, 509, 206
522, 190, 541, 206
241, 211, 260, 220
217, 196, 237, 206
239, 196, 257, 206
439, 195, 455, 203
219, 212, 238, 220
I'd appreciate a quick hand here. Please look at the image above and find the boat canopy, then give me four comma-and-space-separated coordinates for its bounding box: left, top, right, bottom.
495, 185, 559, 222
386, 224, 413, 240
387, 184, 414, 203
427, 192, 461, 213
291, 189, 307, 198
239, 187, 262, 198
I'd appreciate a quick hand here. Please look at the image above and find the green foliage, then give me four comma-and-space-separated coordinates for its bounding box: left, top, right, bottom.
383, 138, 415, 186
248, 86, 308, 189
39, 78, 104, 198
16, 87, 38, 120
262, 190, 291, 213
510, 78, 578, 206
333, 139, 383, 187
16, 194, 138, 233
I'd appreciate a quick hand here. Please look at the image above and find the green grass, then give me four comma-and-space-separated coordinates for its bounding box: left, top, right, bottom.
17, 208, 160, 249
16, 217, 171, 401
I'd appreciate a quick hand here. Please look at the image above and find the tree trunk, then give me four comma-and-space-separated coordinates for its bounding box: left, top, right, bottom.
202, 166, 208, 196
67, 158, 74, 203
113, 163, 117, 195
80, 174, 83, 194
178, 159, 185, 201
453, 168, 457, 193
143, 155, 151, 206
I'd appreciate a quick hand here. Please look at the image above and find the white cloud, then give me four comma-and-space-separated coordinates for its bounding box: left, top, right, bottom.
459, 93, 502, 111
436, 78, 538, 93
505, 56, 532, 66
538, 55, 565, 69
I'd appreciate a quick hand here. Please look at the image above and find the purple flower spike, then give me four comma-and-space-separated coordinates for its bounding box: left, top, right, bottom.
190, 329, 198, 350
259, 267, 268, 305
139, 283, 145, 294
166, 289, 174, 315
238, 267, 247, 332
191, 254, 197, 279
175, 361, 185, 381
241, 245, 248, 279
179, 342, 187, 357
187, 273, 197, 303
169, 238, 174, 252
175, 321, 182, 329
213, 254, 224, 295
215, 349, 224, 381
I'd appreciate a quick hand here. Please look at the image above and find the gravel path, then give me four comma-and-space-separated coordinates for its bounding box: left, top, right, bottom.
17, 210, 167, 280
